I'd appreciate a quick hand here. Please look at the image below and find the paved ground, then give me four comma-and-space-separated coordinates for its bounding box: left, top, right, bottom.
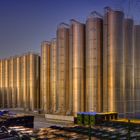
6, 108, 74, 129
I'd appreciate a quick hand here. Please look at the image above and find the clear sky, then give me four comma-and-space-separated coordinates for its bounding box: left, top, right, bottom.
0, 0, 140, 58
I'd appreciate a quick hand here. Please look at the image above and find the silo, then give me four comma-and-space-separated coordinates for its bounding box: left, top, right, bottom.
20, 55, 28, 110
0, 60, 2, 107
9, 57, 15, 108
86, 12, 103, 112
2, 60, 5, 108
134, 25, 140, 118
103, 7, 124, 117
27, 53, 40, 111
56, 23, 69, 114
50, 39, 57, 113
5, 59, 9, 108
124, 19, 134, 118
70, 19, 85, 116
16, 56, 21, 108
13, 57, 17, 108
41, 42, 50, 113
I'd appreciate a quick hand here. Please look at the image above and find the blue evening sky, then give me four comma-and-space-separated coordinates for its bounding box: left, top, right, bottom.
0, 0, 140, 58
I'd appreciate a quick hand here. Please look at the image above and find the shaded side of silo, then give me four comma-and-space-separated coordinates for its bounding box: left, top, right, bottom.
70, 19, 85, 116
50, 39, 57, 113
124, 19, 134, 118
56, 23, 69, 115
134, 25, 140, 118
86, 12, 103, 112
103, 8, 125, 117
41, 42, 50, 113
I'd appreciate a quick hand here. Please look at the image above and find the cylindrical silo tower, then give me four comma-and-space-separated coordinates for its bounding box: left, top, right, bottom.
0, 60, 2, 107
56, 23, 69, 115
27, 53, 40, 111
41, 41, 50, 113
103, 7, 124, 117
134, 25, 140, 118
124, 19, 134, 118
70, 19, 85, 116
50, 39, 57, 113
2, 60, 6, 108
9, 57, 16, 108
13, 57, 17, 108
86, 11, 103, 112
20, 55, 28, 110
5, 59, 9, 108
16, 56, 21, 108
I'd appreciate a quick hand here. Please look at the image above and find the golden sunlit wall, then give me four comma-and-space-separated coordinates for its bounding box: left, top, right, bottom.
41, 42, 51, 113
1, 7, 140, 118
86, 13, 103, 113
0, 53, 40, 111
69, 20, 85, 116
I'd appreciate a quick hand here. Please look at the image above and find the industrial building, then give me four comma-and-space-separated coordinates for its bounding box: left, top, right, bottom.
0, 53, 40, 111
0, 7, 140, 118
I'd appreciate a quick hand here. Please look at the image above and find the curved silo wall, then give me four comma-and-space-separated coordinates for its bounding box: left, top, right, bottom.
41, 42, 50, 113
70, 20, 85, 116
86, 15, 103, 112
56, 23, 69, 115
103, 9, 125, 117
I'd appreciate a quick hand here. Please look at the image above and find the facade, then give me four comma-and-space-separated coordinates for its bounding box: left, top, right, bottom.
0, 53, 40, 111
86, 12, 103, 112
